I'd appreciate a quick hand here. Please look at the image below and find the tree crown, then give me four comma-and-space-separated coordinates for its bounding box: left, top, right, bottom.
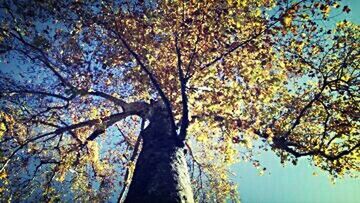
0, 0, 359, 201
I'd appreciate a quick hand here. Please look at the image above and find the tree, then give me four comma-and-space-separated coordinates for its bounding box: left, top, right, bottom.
0, 0, 358, 202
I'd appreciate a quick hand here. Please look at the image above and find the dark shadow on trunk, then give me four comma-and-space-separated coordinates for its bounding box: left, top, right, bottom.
125, 105, 194, 203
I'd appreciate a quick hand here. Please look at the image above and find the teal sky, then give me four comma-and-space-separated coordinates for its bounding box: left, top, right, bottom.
233, 1, 359, 202
233, 151, 359, 203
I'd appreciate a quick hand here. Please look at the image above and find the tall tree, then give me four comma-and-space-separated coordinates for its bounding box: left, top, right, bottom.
0, 0, 358, 202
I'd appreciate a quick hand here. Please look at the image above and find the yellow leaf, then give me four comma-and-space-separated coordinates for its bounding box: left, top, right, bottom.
0, 170, 7, 179
322, 5, 331, 16
282, 15, 292, 28
196, 133, 208, 142
89, 107, 99, 119
0, 122, 6, 138
255, 9, 261, 17
265, 128, 274, 137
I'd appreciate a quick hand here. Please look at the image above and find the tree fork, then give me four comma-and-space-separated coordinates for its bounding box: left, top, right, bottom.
125, 104, 194, 203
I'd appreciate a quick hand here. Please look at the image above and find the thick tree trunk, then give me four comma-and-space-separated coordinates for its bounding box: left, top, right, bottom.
124, 105, 194, 203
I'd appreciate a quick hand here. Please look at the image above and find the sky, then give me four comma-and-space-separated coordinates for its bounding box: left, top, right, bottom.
233, 151, 359, 203
233, 1, 360, 202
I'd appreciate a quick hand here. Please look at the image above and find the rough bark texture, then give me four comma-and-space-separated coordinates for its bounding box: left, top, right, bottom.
125, 104, 194, 203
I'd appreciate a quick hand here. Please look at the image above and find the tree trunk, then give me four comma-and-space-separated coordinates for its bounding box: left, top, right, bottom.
125, 105, 194, 203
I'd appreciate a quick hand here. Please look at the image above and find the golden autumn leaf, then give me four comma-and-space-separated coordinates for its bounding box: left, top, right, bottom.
281, 15, 293, 28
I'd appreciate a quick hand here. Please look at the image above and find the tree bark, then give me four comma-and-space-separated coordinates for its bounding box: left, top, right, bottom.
124, 104, 194, 203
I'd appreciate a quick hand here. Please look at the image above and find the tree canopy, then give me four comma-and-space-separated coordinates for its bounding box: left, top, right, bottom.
0, 0, 359, 202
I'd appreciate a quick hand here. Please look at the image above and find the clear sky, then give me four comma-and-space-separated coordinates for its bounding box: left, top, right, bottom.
233, 151, 359, 203
233, 1, 359, 202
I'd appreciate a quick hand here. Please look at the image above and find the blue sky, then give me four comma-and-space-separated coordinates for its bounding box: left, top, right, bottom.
233, 1, 360, 202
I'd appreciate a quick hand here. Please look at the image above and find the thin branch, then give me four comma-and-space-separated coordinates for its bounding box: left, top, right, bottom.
80, 90, 129, 109
200, 0, 306, 71
117, 119, 144, 203
0, 110, 139, 173
272, 136, 359, 161
282, 79, 329, 138
0, 89, 70, 101
107, 11, 178, 138
175, 33, 189, 141
9, 29, 130, 110
184, 36, 200, 79
9, 30, 73, 88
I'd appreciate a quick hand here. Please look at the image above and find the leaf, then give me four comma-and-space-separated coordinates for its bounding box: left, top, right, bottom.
0, 170, 7, 179
321, 5, 331, 16
0, 122, 6, 138
281, 15, 293, 28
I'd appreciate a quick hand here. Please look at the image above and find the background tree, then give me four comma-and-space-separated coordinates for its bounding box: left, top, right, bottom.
0, 0, 359, 202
